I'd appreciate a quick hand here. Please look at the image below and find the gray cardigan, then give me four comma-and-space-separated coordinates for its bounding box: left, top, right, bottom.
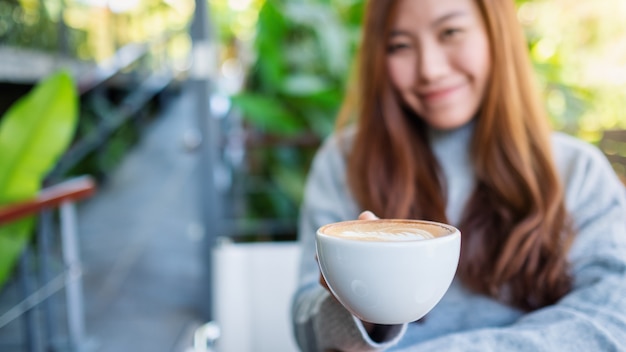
291, 122, 626, 351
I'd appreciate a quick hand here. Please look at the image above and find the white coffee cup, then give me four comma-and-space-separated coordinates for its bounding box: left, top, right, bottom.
316, 219, 461, 324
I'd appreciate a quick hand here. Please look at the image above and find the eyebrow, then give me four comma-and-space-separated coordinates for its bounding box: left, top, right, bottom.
389, 10, 468, 37
433, 10, 468, 27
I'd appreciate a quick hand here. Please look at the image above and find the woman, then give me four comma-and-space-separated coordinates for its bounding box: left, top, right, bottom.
291, 0, 626, 351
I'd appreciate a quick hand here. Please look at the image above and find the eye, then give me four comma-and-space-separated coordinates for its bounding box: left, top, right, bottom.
441, 28, 463, 40
387, 42, 411, 54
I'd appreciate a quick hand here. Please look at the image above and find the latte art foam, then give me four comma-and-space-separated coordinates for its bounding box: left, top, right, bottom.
334, 226, 434, 242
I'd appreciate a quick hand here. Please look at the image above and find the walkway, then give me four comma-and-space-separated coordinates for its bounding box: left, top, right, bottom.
77, 87, 205, 352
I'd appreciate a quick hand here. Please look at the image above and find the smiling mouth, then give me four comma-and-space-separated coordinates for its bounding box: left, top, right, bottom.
419, 84, 466, 102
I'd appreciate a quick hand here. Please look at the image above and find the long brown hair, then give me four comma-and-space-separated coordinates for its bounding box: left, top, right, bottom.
337, 0, 574, 311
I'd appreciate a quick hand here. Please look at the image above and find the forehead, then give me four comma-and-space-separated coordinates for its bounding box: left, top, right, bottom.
391, 0, 478, 27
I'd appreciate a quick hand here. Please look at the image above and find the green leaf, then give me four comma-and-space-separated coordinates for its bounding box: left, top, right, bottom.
284, 3, 351, 78
0, 70, 78, 289
257, 1, 288, 41
281, 73, 331, 96
0, 219, 34, 288
255, 1, 289, 90
272, 162, 307, 206
0, 70, 78, 205
230, 93, 304, 135
300, 88, 344, 110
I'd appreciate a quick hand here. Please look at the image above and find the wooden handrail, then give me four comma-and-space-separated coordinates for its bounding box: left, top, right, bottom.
0, 176, 96, 225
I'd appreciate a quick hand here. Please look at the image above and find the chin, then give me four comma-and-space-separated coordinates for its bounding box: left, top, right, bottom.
425, 117, 474, 131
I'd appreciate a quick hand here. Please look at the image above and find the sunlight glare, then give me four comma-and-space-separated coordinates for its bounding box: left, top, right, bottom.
228, 0, 252, 12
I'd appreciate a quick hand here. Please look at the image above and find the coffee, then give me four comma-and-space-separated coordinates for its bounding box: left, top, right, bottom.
315, 219, 461, 324
319, 220, 449, 242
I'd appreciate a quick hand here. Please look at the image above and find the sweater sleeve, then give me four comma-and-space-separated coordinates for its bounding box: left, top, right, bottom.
291, 135, 406, 351
401, 140, 626, 351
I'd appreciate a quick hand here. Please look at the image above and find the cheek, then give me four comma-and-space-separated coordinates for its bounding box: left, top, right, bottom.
459, 36, 491, 87
387, 57, 416, 90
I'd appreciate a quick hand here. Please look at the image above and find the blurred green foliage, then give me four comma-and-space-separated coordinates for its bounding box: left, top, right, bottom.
517, 0, 626, 140
228, 0, 363, 222
0, 0, 193, 62
233, 0, 362, 138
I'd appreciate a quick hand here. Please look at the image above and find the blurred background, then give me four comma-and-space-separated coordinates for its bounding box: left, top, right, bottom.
0, 0, 624, 351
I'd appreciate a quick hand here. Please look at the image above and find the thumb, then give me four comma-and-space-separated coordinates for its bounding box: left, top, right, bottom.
358, 210, 379, 220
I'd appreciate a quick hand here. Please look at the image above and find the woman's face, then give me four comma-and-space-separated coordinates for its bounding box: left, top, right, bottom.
386, 0, 491, 130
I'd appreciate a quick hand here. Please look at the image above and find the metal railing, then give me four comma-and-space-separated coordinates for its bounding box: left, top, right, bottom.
0, 176, 96, 351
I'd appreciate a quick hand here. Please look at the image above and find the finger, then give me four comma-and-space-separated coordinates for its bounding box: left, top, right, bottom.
358, 210, 379, 220
315, 255, 329, 290
319, 273, 330, 291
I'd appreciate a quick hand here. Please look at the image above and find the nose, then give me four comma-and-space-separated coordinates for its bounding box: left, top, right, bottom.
417, 41, 450, 84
